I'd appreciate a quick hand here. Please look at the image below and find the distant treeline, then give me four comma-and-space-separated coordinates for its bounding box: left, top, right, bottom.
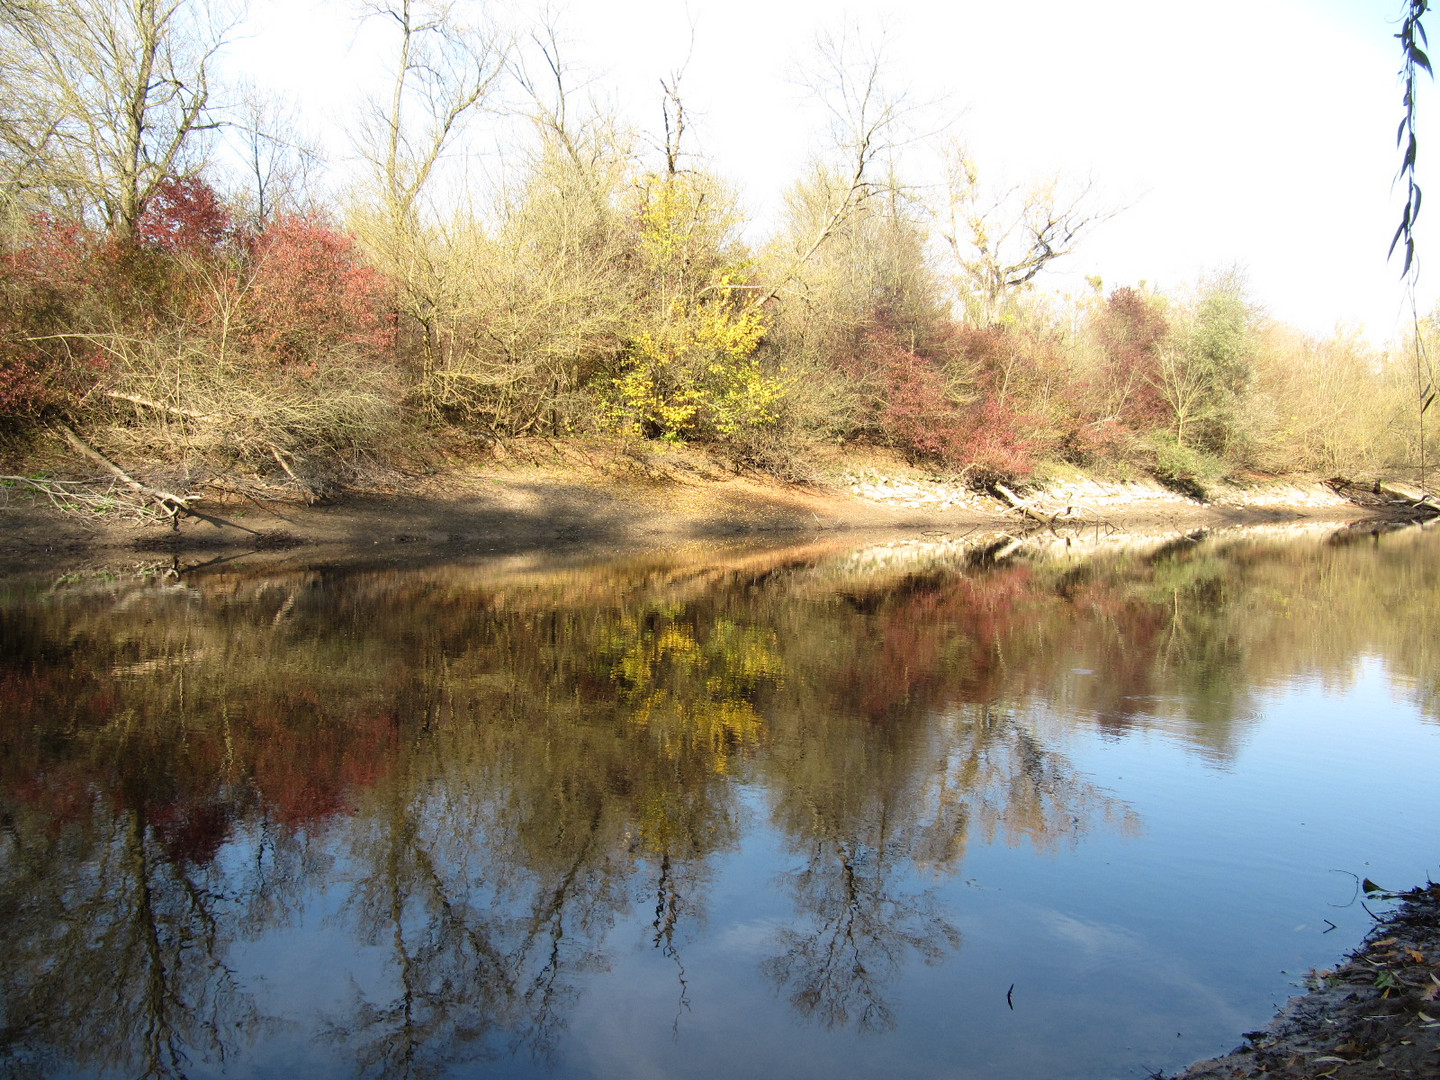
0, 0, 1425, 500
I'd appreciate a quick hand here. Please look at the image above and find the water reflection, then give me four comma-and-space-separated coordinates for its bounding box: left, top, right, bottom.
1, 523, 1437, 1077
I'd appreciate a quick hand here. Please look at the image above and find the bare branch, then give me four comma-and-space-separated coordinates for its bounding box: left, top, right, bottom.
937, 141, 1120, 325
0, 0, 237, 240
55, 422, 193, 516
755, 26, 918, 309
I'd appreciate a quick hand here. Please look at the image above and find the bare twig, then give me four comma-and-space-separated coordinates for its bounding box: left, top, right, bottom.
269, 444, 314, 503
1, 474, 160, 520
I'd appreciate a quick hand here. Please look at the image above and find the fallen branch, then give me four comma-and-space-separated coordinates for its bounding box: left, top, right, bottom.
990, 536, 1025, 561
269, 445, 316, 504
2, 474, 102, 513
1048, 501, 1120, 533
994, 483, 1050, 524
994, 483, 1119, 533
103, 391, 216, 423
55, 423, 193, 521
1377, 480, 1440, 511
0, 474, 166, 520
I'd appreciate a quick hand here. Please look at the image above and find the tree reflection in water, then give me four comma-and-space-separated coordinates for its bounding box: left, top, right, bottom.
0, 525, 1433, 1075
0, 800, 267, 1079
762, 702, 1137, 1032
765, 837, 961, 1034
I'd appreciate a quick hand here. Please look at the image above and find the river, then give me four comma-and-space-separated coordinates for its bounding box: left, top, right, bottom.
1, 522, 1437, 1079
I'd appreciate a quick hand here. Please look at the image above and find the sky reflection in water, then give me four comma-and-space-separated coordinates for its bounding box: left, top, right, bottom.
1, 524, 1437, 1079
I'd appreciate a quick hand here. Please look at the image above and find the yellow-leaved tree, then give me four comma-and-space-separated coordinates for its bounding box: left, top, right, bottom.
610, 172, 785, 441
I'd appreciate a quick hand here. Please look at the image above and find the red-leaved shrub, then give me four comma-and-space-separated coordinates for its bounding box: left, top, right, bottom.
842, 323, 1040, 482
1091, 286, 1169, 431
0, 215, 104, 422
873, 335, 966, 462
242, 214, 394, 366
137, 176, 235, 257
951, 397, 1035, 483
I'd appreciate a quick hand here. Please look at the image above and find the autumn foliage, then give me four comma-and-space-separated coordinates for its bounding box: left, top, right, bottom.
240, 214, 395, 366
0, 160, 1418, 491
0, 215, 103, 422
138, 176, 235, 255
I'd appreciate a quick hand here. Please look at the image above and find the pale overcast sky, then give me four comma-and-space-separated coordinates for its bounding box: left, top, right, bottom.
225, 0, 1433, 341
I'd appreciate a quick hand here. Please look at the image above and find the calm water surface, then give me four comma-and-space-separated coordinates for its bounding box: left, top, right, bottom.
1, 524, 1438, 1079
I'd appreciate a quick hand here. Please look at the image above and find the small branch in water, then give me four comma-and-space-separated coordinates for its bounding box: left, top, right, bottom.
1007, 983, 1015, 1010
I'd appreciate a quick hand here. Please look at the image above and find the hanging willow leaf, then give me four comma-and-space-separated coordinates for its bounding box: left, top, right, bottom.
1390, 208, 1411, 258
1394, 0, 1430, 277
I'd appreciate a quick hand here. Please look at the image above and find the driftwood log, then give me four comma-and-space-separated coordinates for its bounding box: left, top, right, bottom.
993, 483, 1118, 532
1377, 480, 1440, 515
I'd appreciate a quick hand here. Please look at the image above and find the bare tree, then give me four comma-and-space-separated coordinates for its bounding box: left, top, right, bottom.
762, 26, 920, 306
349, 0, 506, 385
1150, 341, 1213, 451
0, 0, 233, 242
352, 0, 504, 238
938, 142, 1116, 326
224, 84, 323, 227
507, 17, 631, 214
658, 65, 690, 178
0, 2, 58, 211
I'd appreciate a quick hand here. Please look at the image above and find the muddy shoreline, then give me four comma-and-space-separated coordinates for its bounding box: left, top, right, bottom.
0, 451, 1416, 577
1169, 883, 1440, 1080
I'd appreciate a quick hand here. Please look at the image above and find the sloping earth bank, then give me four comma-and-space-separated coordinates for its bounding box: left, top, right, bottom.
1, 442, 1424, 575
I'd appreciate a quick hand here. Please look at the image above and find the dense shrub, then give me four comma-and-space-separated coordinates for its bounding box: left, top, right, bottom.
1089, 287, 1169, 432
0, 215, 102, 423
242, 214, 395, 367
952, 398, 1036, 484
841, 325, 1037, 483
138, 176, 236, 256
0, 143, 1416, 493
869, 332, 965, 462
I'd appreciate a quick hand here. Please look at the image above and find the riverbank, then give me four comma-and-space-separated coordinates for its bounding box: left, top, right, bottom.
0, 439, 1423, 575
1171, 882, 1440, 1080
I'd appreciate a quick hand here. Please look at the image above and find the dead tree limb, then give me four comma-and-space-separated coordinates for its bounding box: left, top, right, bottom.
55, 423, 193, 520
103, 391, 216, 422
269, 444, 315, 503
1377, 480, 1440, 515
994, 482, 1119, 533
2, 475, 108, 513
994, 483, 1049, 524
